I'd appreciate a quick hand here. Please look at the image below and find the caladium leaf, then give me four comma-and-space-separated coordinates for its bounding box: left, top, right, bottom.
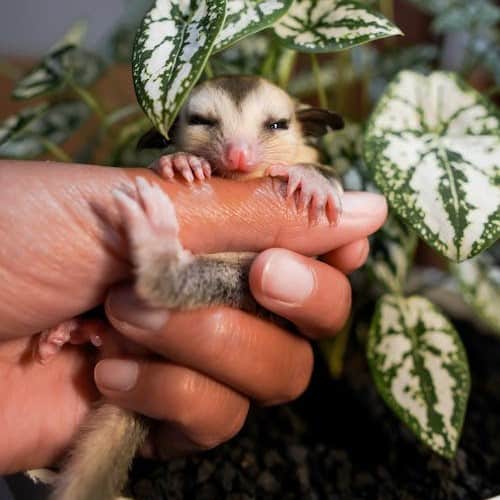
213, 0, 292, 52
0, 104, 49, 149
0, 101, 89, 159
274, 0, 402, 53
367, 294, 470, 458
132, 0, 226, 138
369, 214, 418, 294
12, 21, 101, 100
364, 70, 500, 262
451, 251, 500, 335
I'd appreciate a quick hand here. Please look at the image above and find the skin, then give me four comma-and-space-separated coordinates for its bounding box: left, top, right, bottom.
0, 160, 387, 473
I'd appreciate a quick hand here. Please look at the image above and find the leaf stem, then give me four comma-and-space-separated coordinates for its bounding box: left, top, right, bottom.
379, 0, 394, 21
204, 60, 214, 79
277, 49, 297, 89
310, 54, 328, 108
68, 80, 107, 124
39, 138, 72, 163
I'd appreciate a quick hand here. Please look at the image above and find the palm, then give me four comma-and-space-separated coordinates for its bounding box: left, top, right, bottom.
0, 336, 98, 473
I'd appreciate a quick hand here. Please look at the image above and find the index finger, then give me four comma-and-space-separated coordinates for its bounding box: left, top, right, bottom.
122, 170, 387, 256
0, 162, 386, 337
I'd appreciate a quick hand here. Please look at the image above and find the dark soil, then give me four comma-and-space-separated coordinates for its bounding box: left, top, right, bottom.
128, 321, 500, 500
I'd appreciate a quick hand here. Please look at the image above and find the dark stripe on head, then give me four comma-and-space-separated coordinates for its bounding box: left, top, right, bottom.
210, 76, 261, 108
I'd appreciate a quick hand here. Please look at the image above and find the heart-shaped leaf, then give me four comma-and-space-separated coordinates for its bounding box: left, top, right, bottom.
367, 294, 470, 458
369, 214, 418, 294
213, 0, 293, 52
0, 101, 89, 159
12, 21, 101, 100
452, 251, 500, 335
132, 0, 226, 137
364, 70, 500, 262
274, 0, 402, 53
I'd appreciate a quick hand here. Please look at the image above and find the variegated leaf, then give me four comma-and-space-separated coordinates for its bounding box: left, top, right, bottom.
0, 101, 89, 159
364, 70, 500, 262
451, 251, 500, 335
274, 0, 402, 53
0, 104, 49, 149
132, 0, 226, 137
369, 214, 418, 294
12, 21, 101, 100
214, 0, 292, 52
367, 294, 470, 458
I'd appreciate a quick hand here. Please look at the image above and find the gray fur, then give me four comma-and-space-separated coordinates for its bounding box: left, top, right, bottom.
209, 76, 260, 108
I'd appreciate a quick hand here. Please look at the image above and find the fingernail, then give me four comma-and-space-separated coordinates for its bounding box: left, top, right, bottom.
95, 359, 139, 392
107, 285, 169, 332
261, 251, 315, 305
342, 192, 387, 218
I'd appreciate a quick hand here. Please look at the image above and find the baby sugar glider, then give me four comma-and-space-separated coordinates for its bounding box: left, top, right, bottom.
43, 75, 344, 500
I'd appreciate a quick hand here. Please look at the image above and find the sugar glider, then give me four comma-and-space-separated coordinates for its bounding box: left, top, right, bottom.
41, 75, 344, 500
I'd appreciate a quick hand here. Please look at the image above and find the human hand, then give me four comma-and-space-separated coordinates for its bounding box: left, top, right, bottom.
0, 160, 386, 472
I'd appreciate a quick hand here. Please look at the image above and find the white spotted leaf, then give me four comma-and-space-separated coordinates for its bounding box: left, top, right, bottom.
451, 252, 500, 335
0, 101, 89, 159
274, 0, 402, 53
132, 0, 226, 137
214, 0, 293, 52
369, 214, 418, 294
367, 294, 470, 458
12, 21, 101, 100
364, 70, 500, 262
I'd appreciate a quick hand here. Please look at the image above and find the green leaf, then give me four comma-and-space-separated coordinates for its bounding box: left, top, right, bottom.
0, 101, 89, 159
364, 70, 500, 262
369, 214, 418, 294
132, 0, 227, 137
451, 251, 500, 335
273, 0, 402, 53
12, 21, 102, 100
367, 294, 470, 458
213, 0, 292, 52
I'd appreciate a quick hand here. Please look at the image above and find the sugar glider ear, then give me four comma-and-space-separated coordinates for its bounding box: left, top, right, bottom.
296, 107, 344, 137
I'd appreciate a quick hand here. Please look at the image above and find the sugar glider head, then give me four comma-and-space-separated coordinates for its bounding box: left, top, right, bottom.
138, 76, 344, 178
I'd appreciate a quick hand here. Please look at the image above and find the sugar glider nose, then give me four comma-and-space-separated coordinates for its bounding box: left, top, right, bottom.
225, 143, 253, 171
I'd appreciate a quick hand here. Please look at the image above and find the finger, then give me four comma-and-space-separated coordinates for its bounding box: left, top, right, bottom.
105, 285, 313, 405
322, 238, 370, 275
0, 161, 386, 337
249, 249, 351, 339
94, 358, 249, 451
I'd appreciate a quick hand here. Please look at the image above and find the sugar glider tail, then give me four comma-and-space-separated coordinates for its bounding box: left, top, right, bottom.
50, 403, 147, 500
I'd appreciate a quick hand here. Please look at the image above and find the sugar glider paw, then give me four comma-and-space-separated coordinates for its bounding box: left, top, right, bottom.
149, 153, 212, 182
267, 164, 343, 224
36, 319, 105, 364
112, 177, 192, 267
36, 319, 79, 364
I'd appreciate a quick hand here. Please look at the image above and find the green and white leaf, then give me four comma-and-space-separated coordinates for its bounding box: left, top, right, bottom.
214, 0, 292, 52
367, 294, 470, 458
132, 0, 226, 137
0, 101, 89, 159
12, 21, 101, 100
274, 0, 402, 53
452, 252, 500, 335
369, 214, 418, 294
364, 70, 500, 262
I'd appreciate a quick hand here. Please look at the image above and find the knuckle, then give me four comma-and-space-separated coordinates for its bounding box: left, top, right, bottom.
190, 403, 248, 450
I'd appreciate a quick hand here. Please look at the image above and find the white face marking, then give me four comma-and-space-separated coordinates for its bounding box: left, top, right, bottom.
175, 77, 308, 175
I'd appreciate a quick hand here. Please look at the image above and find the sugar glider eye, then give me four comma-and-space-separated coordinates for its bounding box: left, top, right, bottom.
266, 119, 289, 130
188, 114, 218, 126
